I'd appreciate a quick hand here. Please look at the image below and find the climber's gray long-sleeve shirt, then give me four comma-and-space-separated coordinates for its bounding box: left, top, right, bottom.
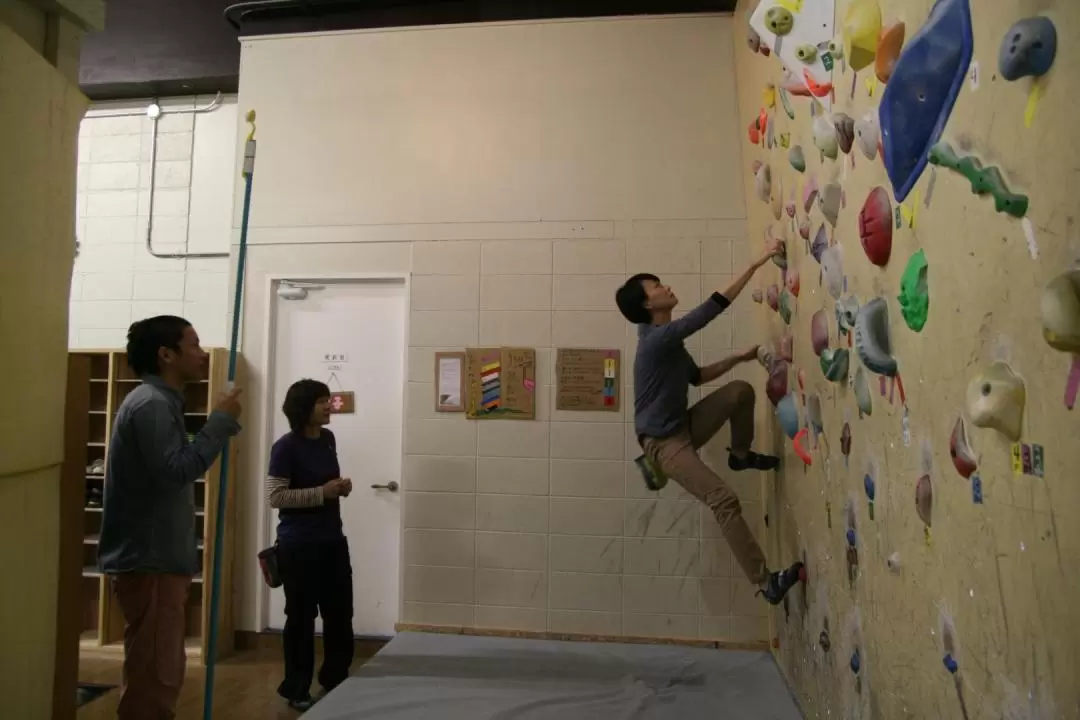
98, 374, 240, 576
634, 292, 731, 439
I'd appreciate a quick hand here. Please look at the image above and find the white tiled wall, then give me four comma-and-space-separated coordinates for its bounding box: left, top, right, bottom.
234, 15, 773, 645
398, 231, 767, 642
69, 95, 237, 349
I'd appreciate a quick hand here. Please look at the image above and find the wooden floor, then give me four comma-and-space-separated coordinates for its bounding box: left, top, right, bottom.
77, 640, 383, 719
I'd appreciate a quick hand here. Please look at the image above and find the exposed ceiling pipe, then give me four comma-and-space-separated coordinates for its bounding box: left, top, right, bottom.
224, 0, 463, 31
145, 92, 231, 260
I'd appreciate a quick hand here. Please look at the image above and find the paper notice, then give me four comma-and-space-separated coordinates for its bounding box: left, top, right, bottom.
438, 356, 462, 407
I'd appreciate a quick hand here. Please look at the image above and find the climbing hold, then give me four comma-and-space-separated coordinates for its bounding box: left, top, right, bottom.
811, 225, 828, 263
798, 219, 811, 240
754, 163, 772, 203
747, 26, 762, 53
850, 649, 861, 674
786, 269, 801, 298
821, 246, 844, 300
779, 290, 793, 324
858, 187, 893, 267
802, 173, 820, 213
819, 183, 842, 227
1040, 270, 1080, 352
779, 335, 794, 363
819, 630, 831, 652
789, 145, 806, 173
875, 22, 906, 83
854, 110, 880, 160
828, 37, 844, 59
778, 87, 795, 120
998, 17, 1057, 81
813, 116, 839, 160
821, 348, 850, 382
778, 393, 801, 439
767, 360, 790, 407
846, 528, 856, 547
966, 362, 1025, 440
949, 416, 978, 479
796, 44, 818, 64
802, 69, 834, 98
811, 309, 829, 356
748, 119, 761, 145
770, 231, 788, 269
855, 297, 897, 376
833, 113, 856, 155
1041, 269, 1080, 409
797, 368, 806, 393
886, 552, 901, 573
943, 654, 958, 674
794, 428, 812, 465
838, 296, 859, 335
927, 142, 1029, 218
879, 0, 973, 202
864, 473, 876, 519
915, 474, 933, 527
854, 365, 873, 417
842, 0, 882, 72
765, 7, 795, 36
785, 198, 797, 218
752, 289, 764, 304
841, 422, 852, 455
766, 284, 780, 311
898, 249, 929, 331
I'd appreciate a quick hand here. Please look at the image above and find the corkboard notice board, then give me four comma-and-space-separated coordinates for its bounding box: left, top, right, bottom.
555, 348, 620, 411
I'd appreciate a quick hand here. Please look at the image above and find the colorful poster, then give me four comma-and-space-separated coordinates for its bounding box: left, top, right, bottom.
465, 347, 536, 420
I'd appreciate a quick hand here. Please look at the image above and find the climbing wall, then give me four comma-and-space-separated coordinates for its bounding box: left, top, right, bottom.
733, 0, 1080, 717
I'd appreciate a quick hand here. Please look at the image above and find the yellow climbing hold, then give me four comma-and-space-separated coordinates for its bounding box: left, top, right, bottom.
775, 0, 803, 14
763, 84, 777, 109
865, 76, 878, 97
843, 0, 882, 72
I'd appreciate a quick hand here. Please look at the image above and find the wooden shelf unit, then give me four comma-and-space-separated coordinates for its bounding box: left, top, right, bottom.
70, 348, 240, 663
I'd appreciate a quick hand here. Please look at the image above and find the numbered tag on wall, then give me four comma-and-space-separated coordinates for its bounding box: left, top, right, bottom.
330, 391, 356, 414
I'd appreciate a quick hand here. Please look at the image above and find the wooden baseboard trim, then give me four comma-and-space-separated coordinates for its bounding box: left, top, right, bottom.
394, 623, 769, 652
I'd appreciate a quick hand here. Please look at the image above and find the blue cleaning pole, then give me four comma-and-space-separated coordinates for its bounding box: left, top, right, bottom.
203, 110, 257, 720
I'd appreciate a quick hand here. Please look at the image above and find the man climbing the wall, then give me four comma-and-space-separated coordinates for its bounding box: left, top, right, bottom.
616, 239, 804, 606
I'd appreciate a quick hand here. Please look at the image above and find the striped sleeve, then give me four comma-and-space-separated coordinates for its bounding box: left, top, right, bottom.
266, 476, 325, 509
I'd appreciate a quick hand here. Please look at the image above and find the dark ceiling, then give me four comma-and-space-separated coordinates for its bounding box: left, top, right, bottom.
79, 0, 737, 100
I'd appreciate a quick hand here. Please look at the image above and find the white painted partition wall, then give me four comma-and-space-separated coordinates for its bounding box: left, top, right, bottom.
234, 15, 767, 645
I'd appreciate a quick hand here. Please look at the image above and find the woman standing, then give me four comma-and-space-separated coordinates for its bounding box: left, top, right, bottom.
267, 379, 354, 711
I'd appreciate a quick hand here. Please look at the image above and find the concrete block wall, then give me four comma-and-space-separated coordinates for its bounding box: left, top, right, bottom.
70, 95, 236, 349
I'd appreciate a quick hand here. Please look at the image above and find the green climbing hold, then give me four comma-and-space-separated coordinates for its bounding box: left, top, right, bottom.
779, 289, 793, 324
796, 44, 818, 63
927, 142, 1029, 218
898, 249, 929, 332
789, 145, 806, 173
821, 348, 850, 382
779, 87, 796, 120
765, 7, 794, 36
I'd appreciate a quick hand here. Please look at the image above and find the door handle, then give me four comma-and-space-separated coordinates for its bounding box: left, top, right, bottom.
371, 481, 399, 492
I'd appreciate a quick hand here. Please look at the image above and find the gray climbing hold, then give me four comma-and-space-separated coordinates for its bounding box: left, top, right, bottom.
789, 145, 806, 173
999, 17, 1057, 81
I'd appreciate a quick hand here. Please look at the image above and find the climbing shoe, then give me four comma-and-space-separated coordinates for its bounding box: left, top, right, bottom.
634, 453, 669, 492
287, 695, 316, 712
728, 449, 780, 472
757, 562, 806, 605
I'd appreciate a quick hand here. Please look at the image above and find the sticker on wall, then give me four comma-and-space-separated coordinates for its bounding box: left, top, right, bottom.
329, 391, 356, 414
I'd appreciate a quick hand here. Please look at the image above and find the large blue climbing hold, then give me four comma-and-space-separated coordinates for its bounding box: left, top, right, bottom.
880, 0, 973, 202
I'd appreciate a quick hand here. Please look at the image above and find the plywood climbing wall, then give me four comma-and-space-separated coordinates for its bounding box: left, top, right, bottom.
733, 0, 1080, 717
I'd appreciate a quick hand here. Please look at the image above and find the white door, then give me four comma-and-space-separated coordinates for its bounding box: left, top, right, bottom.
266, 279, 406, 637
